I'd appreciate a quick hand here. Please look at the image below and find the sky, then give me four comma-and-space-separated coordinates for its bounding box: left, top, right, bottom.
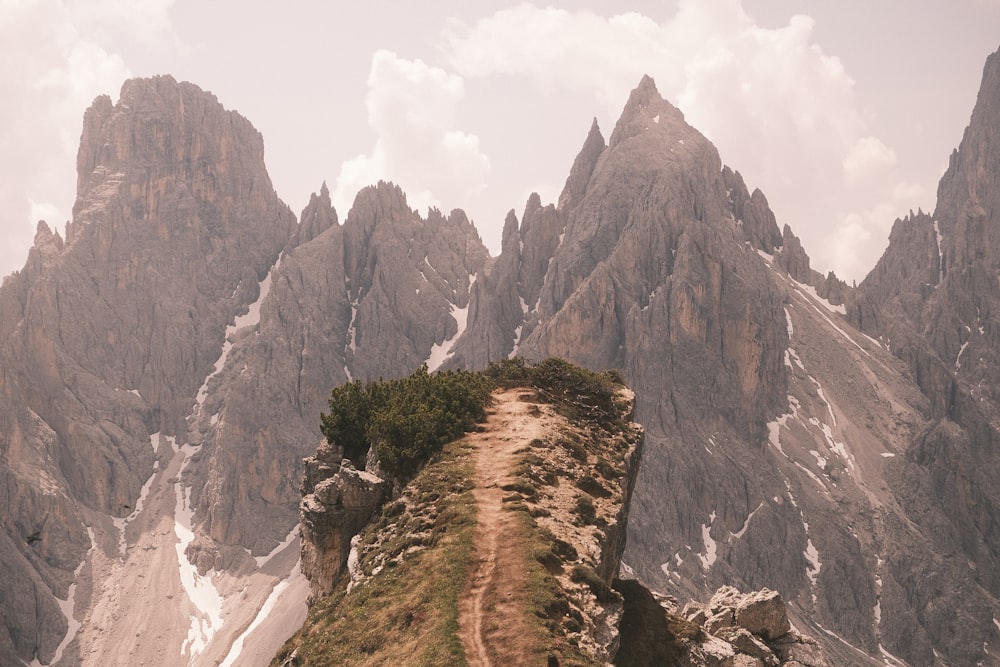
2, 1, 999, 284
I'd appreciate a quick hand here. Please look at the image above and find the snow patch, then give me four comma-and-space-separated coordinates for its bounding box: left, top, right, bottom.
174, 444, 224, 660
880, 452, 895, 458
44, 526, 94, 667
784, 306, 794, 338
698, 512, 718, 571
652, 113, 660, 124
196, 256, 281, 409
510, 296, 530, 357
933, 219, 944, 286
879, 644, 909, 666
731, 503, 762, 540
804, 537, 821, 590
756, 248, 775, 264
767, 395, 801, 456
809, 450, 828, 470
219, 560, 307, 667
792, 278, 847, 315
112, 467, 157, 557
956, 340, 969, 370
427, 273, 477, 371
793, 460, 827, 491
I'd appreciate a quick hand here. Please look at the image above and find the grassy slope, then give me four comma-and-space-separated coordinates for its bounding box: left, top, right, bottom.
274, 365, 638, 666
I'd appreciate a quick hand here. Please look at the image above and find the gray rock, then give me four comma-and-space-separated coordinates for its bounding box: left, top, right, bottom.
734, 589, 790, 640
704, 609, 736, 636
300, 458, 390, 597
719, 627, 778, 666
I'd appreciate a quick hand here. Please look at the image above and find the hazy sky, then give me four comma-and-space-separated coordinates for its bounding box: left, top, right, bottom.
2, 1, 999, 283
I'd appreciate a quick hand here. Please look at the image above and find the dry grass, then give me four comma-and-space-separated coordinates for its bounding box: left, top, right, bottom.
272, 440, 476, 667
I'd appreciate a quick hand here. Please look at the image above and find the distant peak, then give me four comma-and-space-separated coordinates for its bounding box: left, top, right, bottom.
609, 75, 687, 148
633, 74, 659, 101
558, 118, 607, 210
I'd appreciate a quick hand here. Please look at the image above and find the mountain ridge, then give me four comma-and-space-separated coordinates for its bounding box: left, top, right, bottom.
2, 49, 1000, 665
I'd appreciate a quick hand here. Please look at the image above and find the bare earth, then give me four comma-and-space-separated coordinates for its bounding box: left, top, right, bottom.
458, 390, 553, 667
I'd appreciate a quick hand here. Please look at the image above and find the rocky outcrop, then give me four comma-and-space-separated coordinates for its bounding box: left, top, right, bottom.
300, 443, 389, 597
616, 583, 831, 667
282, 374, 645, 666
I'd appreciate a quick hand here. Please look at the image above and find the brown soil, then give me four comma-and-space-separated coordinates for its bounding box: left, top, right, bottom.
458, 389, 552, 667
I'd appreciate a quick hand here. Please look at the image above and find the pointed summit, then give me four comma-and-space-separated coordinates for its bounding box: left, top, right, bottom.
296, 182, 338, 245
933, 45, 1000, 272
558, 117, 606, 210
631, 73, 660, 105
609, 75, 688, 148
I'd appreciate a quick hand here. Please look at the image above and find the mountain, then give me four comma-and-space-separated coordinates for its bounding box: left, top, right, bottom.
2, 47, 1000, 666
0, 77, 490, 666
449, 68, 1000, 665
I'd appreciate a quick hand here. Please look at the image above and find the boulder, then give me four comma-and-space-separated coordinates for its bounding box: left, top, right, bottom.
734, 589, 790, 640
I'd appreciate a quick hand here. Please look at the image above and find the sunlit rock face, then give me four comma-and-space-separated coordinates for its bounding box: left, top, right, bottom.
451, 62, 1000, 666
0, 75, 295, 665
0, 74, 495, 666
843, 48, 1000, 665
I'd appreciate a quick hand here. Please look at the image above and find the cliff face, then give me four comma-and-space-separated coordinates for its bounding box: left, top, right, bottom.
843, 48, 1000, 664
450, 69, 1000, 666
0, 77, 493, 666
0, 75, 296, 665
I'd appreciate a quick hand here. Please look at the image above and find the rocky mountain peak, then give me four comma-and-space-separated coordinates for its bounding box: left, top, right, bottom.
609, 74, 690, 149
295, 181, 338, 245
29, 220, 64, 264
558, 116, 606, 210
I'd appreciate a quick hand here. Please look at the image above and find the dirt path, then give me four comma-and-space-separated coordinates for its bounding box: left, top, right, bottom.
458, 389, 550, 667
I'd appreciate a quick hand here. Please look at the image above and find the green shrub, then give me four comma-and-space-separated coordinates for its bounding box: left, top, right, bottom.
321, 358, 625, 479
321, 365, 492, 478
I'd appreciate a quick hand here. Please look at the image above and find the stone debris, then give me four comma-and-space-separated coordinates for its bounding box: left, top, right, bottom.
673, 586, 827, 667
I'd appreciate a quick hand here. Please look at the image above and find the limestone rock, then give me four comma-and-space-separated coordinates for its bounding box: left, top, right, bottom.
723, 167, 782, 254
719, 628, 778, 666
0, 74, 294, 664
734, 589, 790, 640
300, 456, 390, 597
705, 609, 736, 636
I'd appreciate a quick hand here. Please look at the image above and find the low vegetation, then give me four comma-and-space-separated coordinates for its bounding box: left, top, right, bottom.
321, 365, 492, 477
287, 358, 639, 666
321, 357, 627, 479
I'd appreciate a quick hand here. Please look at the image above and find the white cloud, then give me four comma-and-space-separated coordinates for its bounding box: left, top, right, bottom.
0, 0, 175, 278
442, 0, 929, 281
842, 136, 897, 186
332, 50, 490, 219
